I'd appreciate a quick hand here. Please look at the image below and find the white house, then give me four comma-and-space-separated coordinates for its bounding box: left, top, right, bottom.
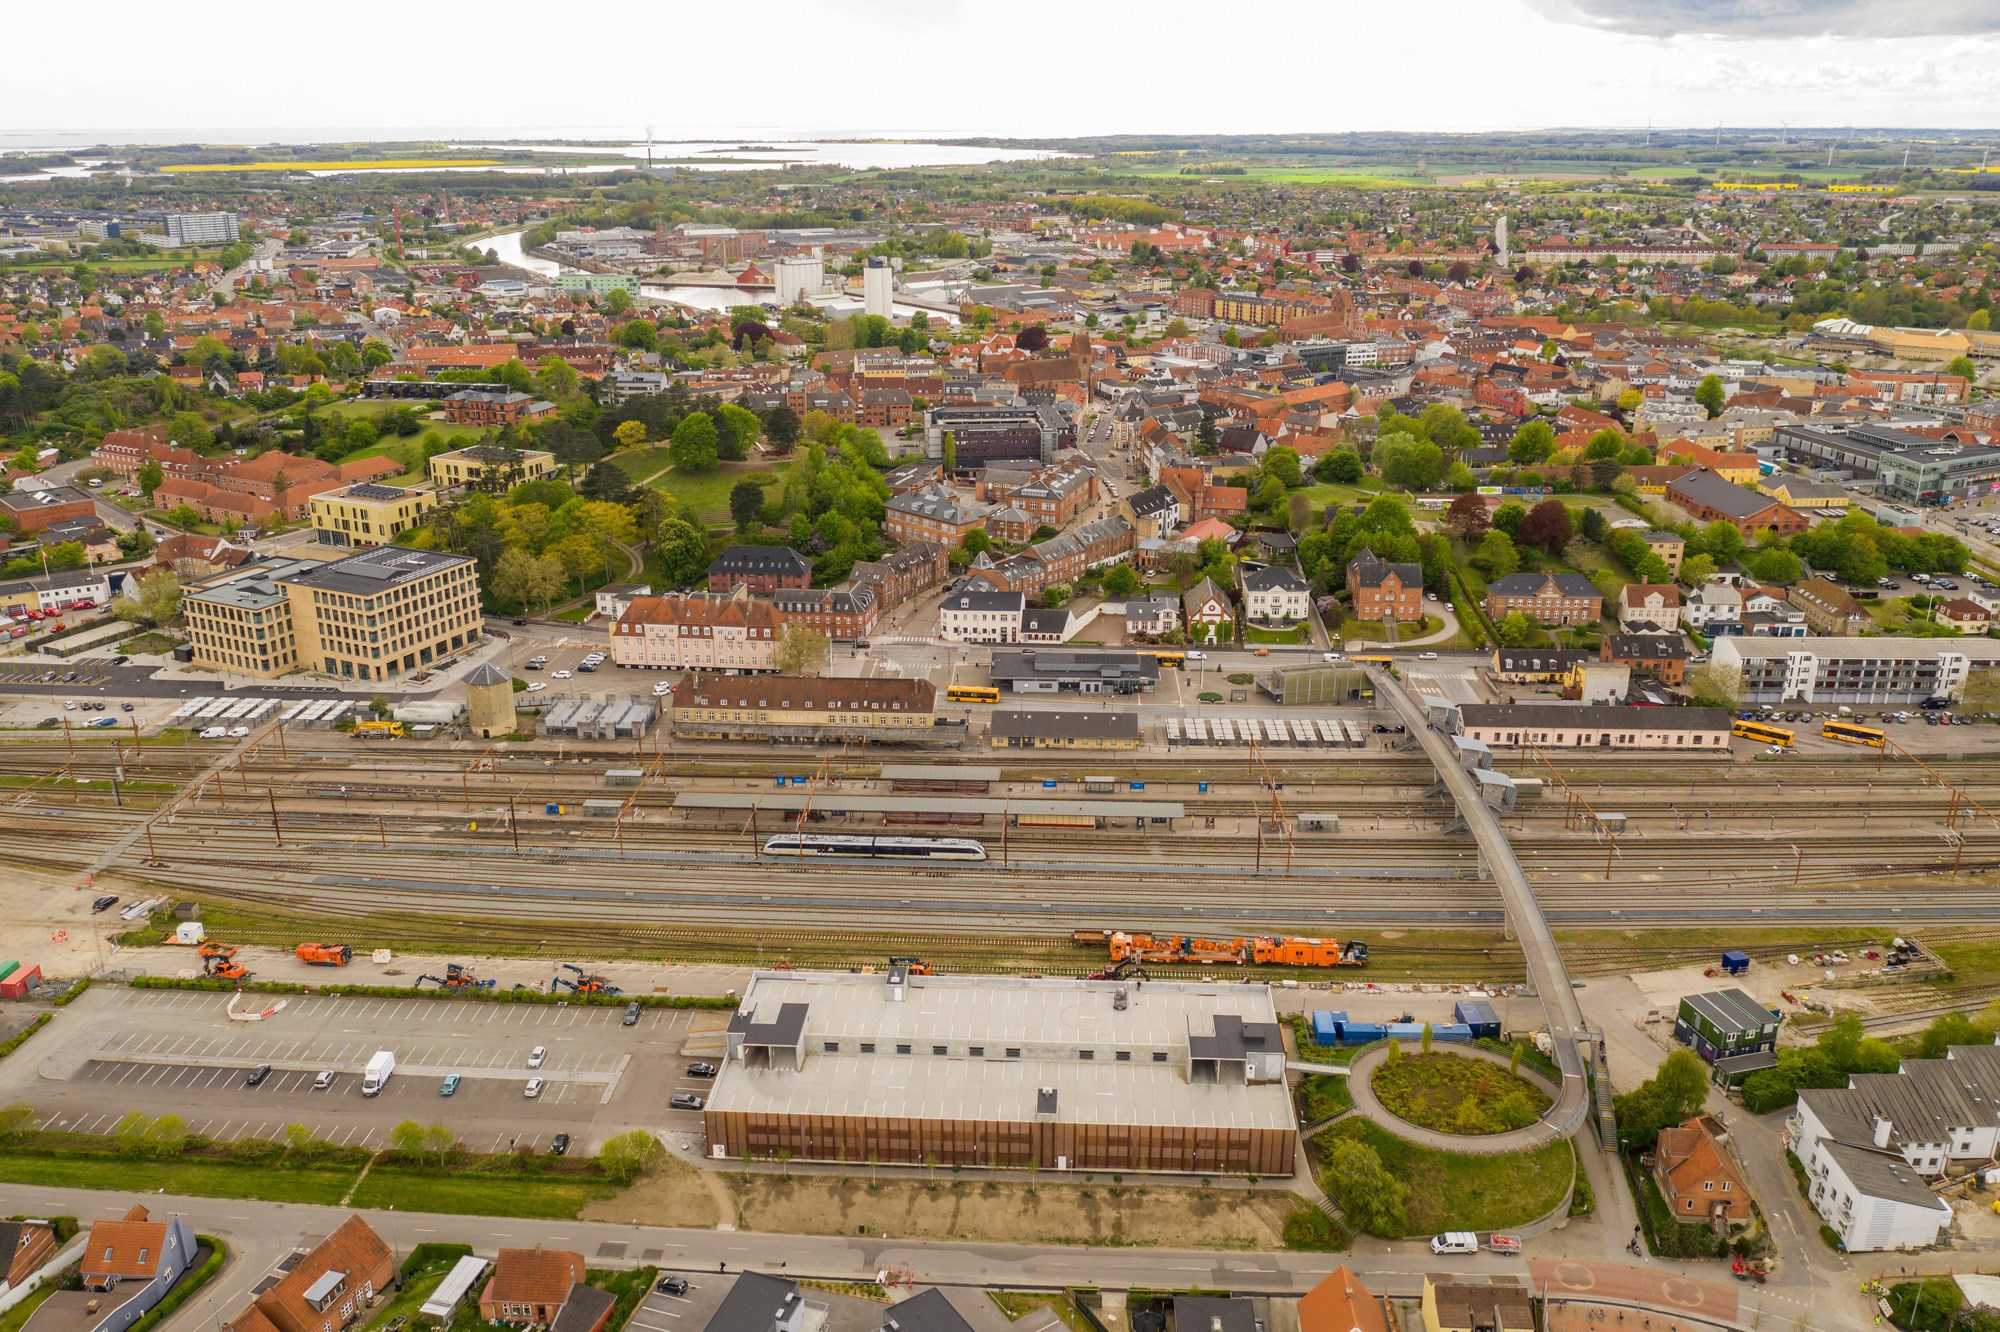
1240, 564, 1310, 625
1682, 581, 1743, 630
595, 582, 652, 621
1617, 583, 1682, 633
1124, 594, 1181, 637
936, 590, 1025, 644
1786, 1041, 2000, 1252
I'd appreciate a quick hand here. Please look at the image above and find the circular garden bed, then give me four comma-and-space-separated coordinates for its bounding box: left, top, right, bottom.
1370, 1050, 1552, 1136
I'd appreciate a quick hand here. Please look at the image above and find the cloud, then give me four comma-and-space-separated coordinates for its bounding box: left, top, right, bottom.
1525, 0, 2000, 38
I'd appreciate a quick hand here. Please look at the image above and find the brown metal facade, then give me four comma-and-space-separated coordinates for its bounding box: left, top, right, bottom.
703, 1109, 1294, 1175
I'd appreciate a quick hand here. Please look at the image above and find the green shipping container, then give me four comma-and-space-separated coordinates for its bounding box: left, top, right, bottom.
0, 961, 17, 984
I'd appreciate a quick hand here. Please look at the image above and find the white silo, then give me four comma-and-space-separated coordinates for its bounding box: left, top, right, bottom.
863, 256, 895, 319
775, 252, 824, 306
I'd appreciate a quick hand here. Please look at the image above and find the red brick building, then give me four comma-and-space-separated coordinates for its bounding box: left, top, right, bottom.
706, 545, 812, 595
1346, 548, 1424, 623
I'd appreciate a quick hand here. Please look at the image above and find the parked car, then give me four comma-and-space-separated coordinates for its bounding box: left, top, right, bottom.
685, 1062, 718, 1078
440, 1074, 460, 1097
527, 682, 547, 692
1430, 1231, 1478, 1255
528, 1045, 547, 1069
524, 1077, 545, 1099
313, 1070, 336, 1091
91, 894, 119, 912
655, 1277, 690, 1297
623, 1002, 642, 1026
552, 670, 573, 680
551, 1133, 571, 1156
245, 1064, 272, 1088
670, 1092, 705, 1110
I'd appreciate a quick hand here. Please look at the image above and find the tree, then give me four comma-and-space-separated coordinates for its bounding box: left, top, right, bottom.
1261, 446, 1302, 489
598, 1128, 663, 1183
730, 480, 766, 533
1316, 450, 1363, 485
1495, 610, 1537, 647
1695, 374, 1726, 419
1516, 500, 1573, 557
773, 624, 830, 675
1444, 492, 1490, 539
654, 517, 709, 588
1945, 356, 1977, 383
940, 429, 957, 477
164, 504, 202, 531
1686, 663, 1743, 710
1744, 546, 1802, 584
668, 412, 719, 473
1613, 1048, 1711, 1149
1322, 1138, 1408, 1236
1374, 434, 1445, 490
1042, 584, 1072, 608
613, 420, 648, 451
714, 403, 762, 461
136, 458, 165, 500
1508, 420, 1556, 465
1969, 309, 1992, 332
116, 527, 155, 559
389, 1120, 427, 1159
115, 569, 182, 628
1103, 564, 1141, 598
1471, 530, 1520, 579
1579, 506, 1608, 543
762, 405, 801, 452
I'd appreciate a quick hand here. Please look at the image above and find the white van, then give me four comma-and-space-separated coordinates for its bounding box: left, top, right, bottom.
1430, 1232, 1479, 1255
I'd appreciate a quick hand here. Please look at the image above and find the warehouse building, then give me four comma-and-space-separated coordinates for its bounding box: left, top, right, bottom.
1673, 988, 1779, 1065
989, 649, 1159, 695
1775, 423, 2000, 503
702, 969, 1296, 1174
1453, 704, 1731, 751
1712, 636, 2000, 705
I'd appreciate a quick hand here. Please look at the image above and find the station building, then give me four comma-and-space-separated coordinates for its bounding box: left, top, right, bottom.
702, 968, 1296, 1174
1453, 704, 1731, 751
667, 674, 943, 744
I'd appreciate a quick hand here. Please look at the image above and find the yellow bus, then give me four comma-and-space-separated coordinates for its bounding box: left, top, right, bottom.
1732, 718, 1794, 747
945, 685, 1002, 705
1143, 649, 1187, 670
1347, 653, 1395, 666
1822, 720, 1887, 748
353, 719, 406, 739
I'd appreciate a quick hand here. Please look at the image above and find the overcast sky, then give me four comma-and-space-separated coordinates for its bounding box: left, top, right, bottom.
5, 0, 1997, 143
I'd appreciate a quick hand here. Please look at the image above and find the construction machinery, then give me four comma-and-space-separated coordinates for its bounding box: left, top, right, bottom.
1077, 929, 1368, 969
416, 963, 495, 991
551, 962, 620, 995
196, 942, 238, 962
1086, 957, 1151, 982
294, 943, 351, 967
888, 956, 934, 976
203, 951, 248, 981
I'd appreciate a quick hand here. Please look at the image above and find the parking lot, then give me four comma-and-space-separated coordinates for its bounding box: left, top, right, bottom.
7, 985, 726, 1154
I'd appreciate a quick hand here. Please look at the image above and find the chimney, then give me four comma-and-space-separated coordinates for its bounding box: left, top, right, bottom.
1872, 1113, 1893, 1149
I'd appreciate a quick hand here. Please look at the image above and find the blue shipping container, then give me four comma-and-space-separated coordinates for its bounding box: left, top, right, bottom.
1385, 1022, 1425, 1040
1432, 1024, 1474, 1041
1721, 949, 1750, 975
1310, 1011, 1343, 1046
1454, 999, 1501, 1039
1341, 1024, 1386, 1044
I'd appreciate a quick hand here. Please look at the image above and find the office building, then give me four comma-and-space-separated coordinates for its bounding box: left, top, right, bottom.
1775, 423, 2000, 504
1711, 636, 2000, 704
308, 482, 438, 548
164, 211, 239, 246
923, 405, 1073, 466
427, 444, 558, 490
703, 969, 1296, 1174
183, 549, 481, 681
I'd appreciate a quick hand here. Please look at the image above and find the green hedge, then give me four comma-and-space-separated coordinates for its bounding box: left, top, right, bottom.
126, 1237, 227, 1332
127, 977, 737, 1009
0, 1014, 52, 1059
400, 1242, 473, 1281
51, 978, 89, 1007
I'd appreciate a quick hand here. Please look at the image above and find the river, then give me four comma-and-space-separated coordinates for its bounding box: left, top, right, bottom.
475, 230, 958, 323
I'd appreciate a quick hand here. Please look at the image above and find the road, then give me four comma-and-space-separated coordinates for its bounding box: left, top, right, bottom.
0, 1184, 1863, 1332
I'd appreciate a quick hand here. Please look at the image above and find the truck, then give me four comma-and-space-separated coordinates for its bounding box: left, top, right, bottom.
361, 1050, 395, 1097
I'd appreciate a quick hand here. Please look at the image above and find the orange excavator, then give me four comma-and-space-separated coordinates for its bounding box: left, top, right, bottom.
201, 946, 249, 981
1076, 929, 1368, 968
295, 943, 352, 967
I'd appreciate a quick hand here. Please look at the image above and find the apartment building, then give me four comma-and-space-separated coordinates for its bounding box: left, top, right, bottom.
183, 549, 481, 682
90, 429, 201, 478
1787, 578, 1870, 636
443, 390, 554, 428
1241, 564, 1310, 624
707, 545, 812, 596
1616, 583, 1681, 632
771, 584, 878, 642
427, 444, 558, 491
308, 483, 437, 548
610, 589, 781, 672
885, 489, 986, 548
1711, 636, 2000, 704
1601, 632, 1689, 686
1483, 572, 1602, 627
936, 590, 1026, 644
979, 462, 1100, 530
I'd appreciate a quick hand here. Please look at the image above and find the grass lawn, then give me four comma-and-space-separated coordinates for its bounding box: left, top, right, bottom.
1370, 1051, 1551, 1134
618, 455, 792, 527
0, 1150, 355, 1204
121, 631, 181, 655
361, 1261, 458, 1332
1317, 1118, 1574, 1236
350, 1166, 617, 1219
1296, 481, 1393, 519
1244, 623, 1309, 644
0, 1283, 58, 1332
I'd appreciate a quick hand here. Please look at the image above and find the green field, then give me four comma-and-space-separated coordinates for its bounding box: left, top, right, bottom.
321, 401, 492, 484
0, 1150, 355, 1203
610, 451, 791, 526
350, 1166, 614, 1218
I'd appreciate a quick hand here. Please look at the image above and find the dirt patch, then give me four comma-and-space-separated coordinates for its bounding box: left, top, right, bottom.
721, 1173, 1297, 1248
581, 1152, 725, 1228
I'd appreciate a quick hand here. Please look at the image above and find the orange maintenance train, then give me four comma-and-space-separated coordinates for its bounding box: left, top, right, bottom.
1075, 929, 1369, 968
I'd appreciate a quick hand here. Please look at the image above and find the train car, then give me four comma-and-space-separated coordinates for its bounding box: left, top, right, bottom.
762, 833, 988, 861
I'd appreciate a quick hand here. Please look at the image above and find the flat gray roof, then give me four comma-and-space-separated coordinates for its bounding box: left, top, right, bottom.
285, 546, 474, 596
707, 970, 1290, 1131
1681, 988, 1775, 1036
675, 792, 1183, 818
1718, 636, 2000, 662
880, 765, 1002, 782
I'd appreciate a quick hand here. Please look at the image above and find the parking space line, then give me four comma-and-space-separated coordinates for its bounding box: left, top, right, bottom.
37, 1112, 60, 1130
198, 1119, 216, 1136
